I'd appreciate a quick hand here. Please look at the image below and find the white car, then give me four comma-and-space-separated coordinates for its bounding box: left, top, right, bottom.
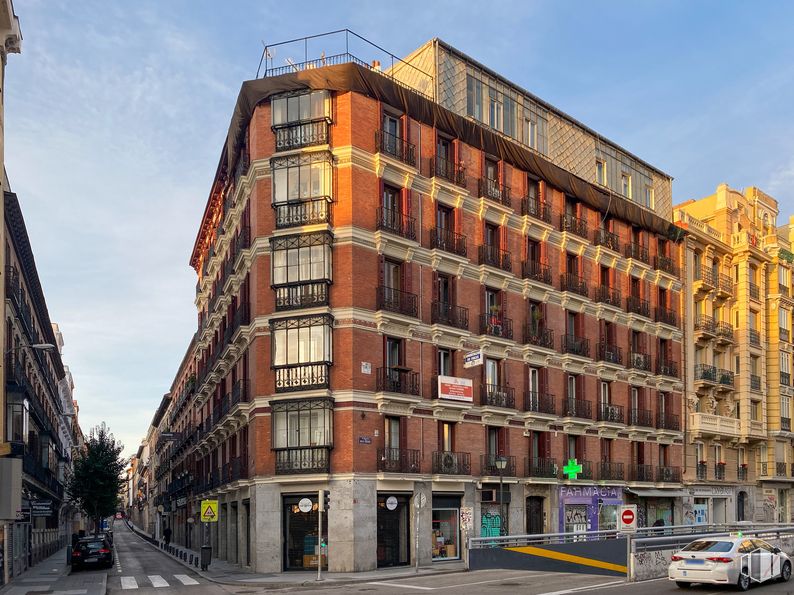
668, 536, 791, 591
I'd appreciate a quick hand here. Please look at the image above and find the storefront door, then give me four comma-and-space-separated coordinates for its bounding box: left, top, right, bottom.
377, 494, 410, 567
283, 495, 327, 571
526, 497, 543, 534
432, 495, 461, 561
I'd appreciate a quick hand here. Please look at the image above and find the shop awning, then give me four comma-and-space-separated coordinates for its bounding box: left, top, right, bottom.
625, 488, 688, 498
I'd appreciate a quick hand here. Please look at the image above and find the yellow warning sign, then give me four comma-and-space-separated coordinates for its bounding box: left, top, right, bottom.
200, 499, 218, 523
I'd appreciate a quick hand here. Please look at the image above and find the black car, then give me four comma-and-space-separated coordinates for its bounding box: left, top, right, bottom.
71, 536, 113, 570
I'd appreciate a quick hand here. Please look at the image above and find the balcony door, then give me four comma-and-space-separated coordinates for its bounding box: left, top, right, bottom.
437, 204, 453, 231
437, 274, 451, 305
383, 259, 402, 292
439, 421, 454, 453
383, 113, 401, 140
485, 358, 500, 387
385, 337, 403, 369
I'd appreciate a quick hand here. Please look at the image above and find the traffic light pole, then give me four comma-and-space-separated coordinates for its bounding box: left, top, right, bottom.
317, 489, 324, 582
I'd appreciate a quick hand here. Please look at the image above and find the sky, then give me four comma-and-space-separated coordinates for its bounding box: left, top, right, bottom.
6, 1, 794, 457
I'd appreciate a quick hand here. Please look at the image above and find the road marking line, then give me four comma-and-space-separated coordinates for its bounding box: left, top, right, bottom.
506, 545, 628, 574
536, 579, 630, 595
174, 574, 199, 586
366, 583, 434, 591
148, 575, 169, 588
368, 572, 561, 591
120, 576, 138, 590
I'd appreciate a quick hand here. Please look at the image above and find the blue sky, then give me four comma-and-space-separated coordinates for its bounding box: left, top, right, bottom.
6, 1, 794, 456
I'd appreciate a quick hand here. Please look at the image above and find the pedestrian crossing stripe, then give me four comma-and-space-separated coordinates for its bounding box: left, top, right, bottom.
200, 499, 219, 522
119, 575, 200, 589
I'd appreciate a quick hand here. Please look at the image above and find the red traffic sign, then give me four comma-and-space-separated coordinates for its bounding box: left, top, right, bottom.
621, 509, 635, 525
618, 504, 637, 532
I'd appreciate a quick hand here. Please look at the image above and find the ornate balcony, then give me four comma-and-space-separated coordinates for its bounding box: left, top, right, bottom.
526, 457, 558, 478
560, 213, 588, 239
274, 197, 331, 228
430, 302, 469, 331
376, 130, 416, 166
595, 285, 622, 309
378, 448, 420, 473
737, 466, 748, 481
599, 461, 624, 481
696, 463, 707, 480
377, 207, 416, 240
273, 120, 329, 151
560, 273, 589, 297
481, 384, 515, 409
750, 374, 761, 391
717, 274, 734, 297
717, 369, 735, 387
275, 447, 331, 475
432, 451, 471, 475
782, 371, 791, 387
694, 266, 715, 288
657, 412, 680, 431
562, 334, 590, 358
521, 195, 551, 223
656, 358, 679, 378
626, 295, 651, 318
522, 260, 552, 285
274, 281, 329, 311
654, 255, 679, 277
376, 367, 420, 395
628, 408, 653, 428
628, 351, 651, 372
430, 156, 466, 186
629, 464, 655, 482
376, 285, 418, 317
597, 341, 623, 366
655, 306, 678, 328
695, 314, 716, 337
694, 363, 717, 383
430, 227, 467, 257
749, 282, 760, 301
749, 329, 761, 346
524, 391, 556, 415
716, 322, 735, 343
524, 325, 554, 349
479, 313, 513, 340
478, 245, 511, 272
561, 398, 592, 420
624, 243, 649, 264
715, 463, 726, 480
478, 177, 511, 207
594, 229, 620, 252
274, 363, 330, 393
597, 402, 625, 424
481, 454, 516, 477
657, 466, 681, 483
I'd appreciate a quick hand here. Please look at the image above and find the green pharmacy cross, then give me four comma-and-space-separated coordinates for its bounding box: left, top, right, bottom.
563, 458, 583, 480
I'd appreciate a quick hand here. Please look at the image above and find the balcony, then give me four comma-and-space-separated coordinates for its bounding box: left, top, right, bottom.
478, 177, 511, 208
594, 229, 620, 252
594, 285, 622, 309
781, 328, 791, 343
694, 266, 715, 289
715, 322, 735, 343
624, 243, 650, 265
274, 197, 331, 228
430, 302, 469, 331
738, 466, 748, 481
694, 363, 717, 383
782, 371, 791, 386
654, 255, 680, 277
656, 358, 679, 379
717, 369, 735, 388
597, 402, 625, 424
626, 295, 651, 318
526, 457, 558, 479
561, 398, 592, 420
597, 341, 623, 366
561, 334, 590, 358
524, 325, 554, 350
376, 285, 418, 317
696, 463, 707, 481
377, 207, 416, 240
430, 156, 466, 187
690, 413, 740, 439
432, 451, 471, 475
378, 448, 420, 473
628, 351, 651, 372
695, 314, 716, 338
481, 454, 516, 477
657, 466, 681, 483
776, 462, 787, 477
274, 363, 330, 393
782, 417, 791, 432
522, 260, 552, 285
376, 367, 420, 395
599, 461, 624, 481
629, 464, 655, 482
430, 227, 467, 257
521, 195, 551, 223
524, 392, 556, 415
628, 408, 653, 428
478, 245, 511, 272
749, 282, 760, 301
275, 447, 331, 474
274, 281, 329, 311
749, 329, 761, 346
560, 273, 589, 298
376, 130, 416, 166
716, 274, 734, 298
479, 313, 513, 340
657, 412, 680, 431
273, 119, 329, 151
655, 306, 678, 328
481, 384, 516, 409
750, 374, 762, 392
221, 456, 249, 485
560, 213, 588, 239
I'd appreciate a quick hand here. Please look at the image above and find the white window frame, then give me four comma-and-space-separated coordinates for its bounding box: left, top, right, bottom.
621, 173, 632, 198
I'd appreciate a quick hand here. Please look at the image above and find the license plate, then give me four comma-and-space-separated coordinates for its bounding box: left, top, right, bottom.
84, 558, 97, 563
686, 559, 705, 565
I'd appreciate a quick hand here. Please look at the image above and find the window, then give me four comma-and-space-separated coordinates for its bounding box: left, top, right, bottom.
271, 315, 333, 367
783, 396, 791, 420
271, 232, 332, 286
439, 421, 454, 452
599, 381, 611, 405
644, 185, 654, 209
437, 136, 452, 161
596, 160, 606, 185
782, 353, 791, 375
780, 265, 789, 288
271, 91, 330, 126
485, 358, 500, 386
385, 416, 401, 449
382, 113, 401, 139
659, 444, 669, 467
488, 86, 502, 131
503, 95, 515, 137
437, 348, 453, 377
621, 173, 631, 198
781, 308, 790, 331
272, 399, 333, 448
695, 442, 705, 463
751, 401, 760, 421
383, 259, 402, 291
271, 154, 332, 204
385, 337, 403, 368
713, 444, 723, 464
437, 273, 452, 304
466, 74, 483, 120
523, 117, 537, 148
487, 426, 504, 456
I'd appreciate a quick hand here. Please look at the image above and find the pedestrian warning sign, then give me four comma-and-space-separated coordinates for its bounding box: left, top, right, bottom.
200, 499, 219, 523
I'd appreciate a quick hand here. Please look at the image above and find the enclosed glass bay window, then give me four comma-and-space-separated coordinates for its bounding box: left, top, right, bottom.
272, 399, 333, 449
272, 154, 332, 204
271, 91, 330, 126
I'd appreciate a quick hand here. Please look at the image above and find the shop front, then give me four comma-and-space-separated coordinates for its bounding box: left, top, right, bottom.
431, 495, 460, 561
625, 488, 684, 528
376, 494, 410, 568
479, 484, 509, 537
558, 486, 622, 533
684, 486, 734, 525
282, 494, 327, 571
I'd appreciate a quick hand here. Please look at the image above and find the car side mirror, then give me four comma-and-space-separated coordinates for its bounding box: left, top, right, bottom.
773, 547, 781, 554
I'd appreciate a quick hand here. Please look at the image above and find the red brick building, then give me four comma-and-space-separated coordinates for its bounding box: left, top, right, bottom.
159, 33, 685, 573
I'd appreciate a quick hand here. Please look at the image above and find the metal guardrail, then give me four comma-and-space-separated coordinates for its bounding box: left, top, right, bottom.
630, 523, 794, 554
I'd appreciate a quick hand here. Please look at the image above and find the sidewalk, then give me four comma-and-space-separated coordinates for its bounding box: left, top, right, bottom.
126, 520, 466, 588
0, 547, 106, 595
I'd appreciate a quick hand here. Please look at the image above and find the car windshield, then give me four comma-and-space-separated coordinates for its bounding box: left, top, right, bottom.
682, 540, 734, 552
80, 541, 104, 551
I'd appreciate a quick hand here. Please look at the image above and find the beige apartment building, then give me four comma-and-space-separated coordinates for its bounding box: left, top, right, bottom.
675, 184, 794, 524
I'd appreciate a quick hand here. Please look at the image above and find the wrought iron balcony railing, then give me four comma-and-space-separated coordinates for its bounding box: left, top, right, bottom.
597, 341, 623, 365
626, 295, 651, 318
655, 306, 678, 327
479, 313, 513, 340
560, 273, 589, 297
750, 374, 761, 391
654, 255, 680, 277
430, 227, 467, 257
629, 351, 651, 372
478, 177, 511, 207
599, 461, 624, 481
526, 457, 557, 478
716, 322, 734, 341
378, 447, 420, 473
432, 451, 471, 475
715, 462, 726, 480
430, 156, 466, 186
629, 464, 654, 482
561, 398, 592, 420
274, 447, 331, 475
273, 119, 329, 151
656, 358, 679, 378
718, 369, 734, 387
695, 266, 715, 286
524, 325, 554, 349
376, 130, 416, 166
595, 285, 622, 308
376, 285, 418, 317
481, 384, 515, 409
524, 391, 556, 415
522, 260, 552, 285
749, 329, 761, 346
521, 195, 551, 223
694, 363, 717, 382
480, 454, 516, 477
562, 334, 590, 357
782, 371, 791, 387
430, 302, 469, 330
377, 207, 416, 240
657, 466, 681, 483
696, 462, 707, 480
749, 282, 760, 300
695, 314, 716, 334
560, 213, 588, 239
594, 229, 620, 252
376, 367, 420, 395
629, 408, 653, 428
624, 242, 649, 264
597, 402, 625, 424
274, 281, 329, 311
657, 412, 680, 431
478, 245, 512, 272
274, 362, 330, 393
274, 197, 331, 228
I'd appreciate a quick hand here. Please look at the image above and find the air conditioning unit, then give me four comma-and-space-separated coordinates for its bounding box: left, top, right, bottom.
480, 489, 497, 503
439, 452, 459, 474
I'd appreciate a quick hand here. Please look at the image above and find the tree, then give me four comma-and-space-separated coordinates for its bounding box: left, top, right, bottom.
66, 423, 127, 535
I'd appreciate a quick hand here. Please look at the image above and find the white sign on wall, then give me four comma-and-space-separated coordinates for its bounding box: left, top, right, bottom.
437, 376, 473, 402
463, 350, 483, 369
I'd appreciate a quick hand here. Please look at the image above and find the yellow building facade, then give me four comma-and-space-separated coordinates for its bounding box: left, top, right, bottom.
675, 184, 794, 523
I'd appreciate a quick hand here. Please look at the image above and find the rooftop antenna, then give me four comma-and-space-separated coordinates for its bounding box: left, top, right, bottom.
285, 57, 298, 72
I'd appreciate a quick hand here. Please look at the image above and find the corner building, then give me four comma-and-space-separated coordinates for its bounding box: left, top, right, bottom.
186, 34, 685, 573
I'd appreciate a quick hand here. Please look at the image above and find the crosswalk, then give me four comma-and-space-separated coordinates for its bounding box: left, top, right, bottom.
119, 574, 201, 589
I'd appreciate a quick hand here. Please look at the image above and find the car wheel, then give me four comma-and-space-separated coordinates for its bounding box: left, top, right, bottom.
781, 560, 792, 582
737, 569, 750, 591
675, 581, 691, 589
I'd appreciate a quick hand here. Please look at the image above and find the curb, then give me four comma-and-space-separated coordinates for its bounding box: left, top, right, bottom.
123, 522, 467, 589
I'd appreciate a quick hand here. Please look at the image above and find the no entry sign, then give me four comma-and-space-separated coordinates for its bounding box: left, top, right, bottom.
618, 504, 637, 532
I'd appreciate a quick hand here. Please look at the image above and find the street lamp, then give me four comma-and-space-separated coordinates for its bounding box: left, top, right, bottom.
5, 343, 56, 356
495, 455, 507, 537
